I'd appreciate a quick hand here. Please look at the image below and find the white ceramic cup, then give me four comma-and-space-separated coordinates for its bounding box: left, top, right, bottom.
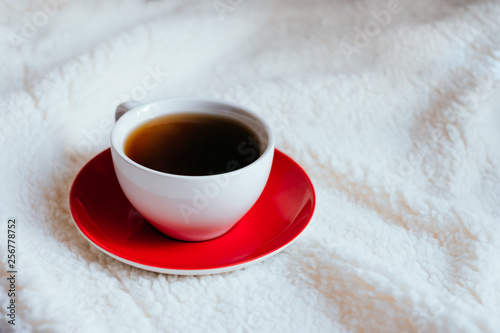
110, 97, 275, 241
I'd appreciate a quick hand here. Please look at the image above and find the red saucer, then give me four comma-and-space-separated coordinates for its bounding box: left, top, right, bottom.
69, 149, 315, 275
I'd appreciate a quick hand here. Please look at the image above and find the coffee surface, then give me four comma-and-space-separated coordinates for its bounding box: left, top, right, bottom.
124, 113, 261, 176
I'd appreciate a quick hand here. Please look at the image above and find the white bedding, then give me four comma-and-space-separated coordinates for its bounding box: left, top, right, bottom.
1, 0, 500, 332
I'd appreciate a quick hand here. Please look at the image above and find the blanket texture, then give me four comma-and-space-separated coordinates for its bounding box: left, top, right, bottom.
1, 0, 500, 332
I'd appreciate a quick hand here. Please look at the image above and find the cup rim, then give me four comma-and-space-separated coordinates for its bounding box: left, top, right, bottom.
110, 96, 275, 179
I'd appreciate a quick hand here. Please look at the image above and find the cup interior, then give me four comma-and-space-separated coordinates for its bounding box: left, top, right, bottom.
111, 98, 274, 177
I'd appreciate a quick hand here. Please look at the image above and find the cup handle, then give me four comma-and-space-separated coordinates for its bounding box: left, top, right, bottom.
115, 100, 142, 122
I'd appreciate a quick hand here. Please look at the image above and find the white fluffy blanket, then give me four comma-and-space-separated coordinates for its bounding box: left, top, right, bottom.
1, 0, 500, 332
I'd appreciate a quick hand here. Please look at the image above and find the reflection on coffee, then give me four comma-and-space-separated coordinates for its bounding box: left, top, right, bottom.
124, 113, 261, 176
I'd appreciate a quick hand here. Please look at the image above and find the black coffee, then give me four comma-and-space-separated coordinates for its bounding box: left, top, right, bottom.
124, 113, 262, 176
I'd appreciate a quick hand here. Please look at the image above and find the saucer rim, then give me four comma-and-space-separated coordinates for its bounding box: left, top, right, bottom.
69, 148, 316, 275
72, 222, 300, 275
